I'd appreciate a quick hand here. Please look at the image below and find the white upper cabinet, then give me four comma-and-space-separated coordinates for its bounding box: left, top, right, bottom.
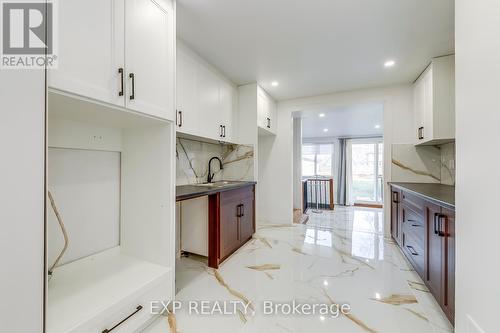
125, 0, 174, 120
257, 86, 277, 135
414, 55, 455, 145
48, 0, 125, 107
219, 80, 236, 142
176, 48, 199, 135
176, 42, 237, 143
48, 0, 175, 121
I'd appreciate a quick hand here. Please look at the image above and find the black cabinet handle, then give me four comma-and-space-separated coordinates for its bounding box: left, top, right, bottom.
267, 117, 271, 128
223, 126, 226, 138
418, 127, 424, 140
129, 73, 135, 100
236, 204, 243, 218
392, 191, 399, 203
437, 214, 446, 237
406, 245, 418, 256
241, 204, 244, 217
102, 305, 143, 333
179, 111, 183, 127
219, 125, 223, 138
433, 213, 439, 235
118, 68, 124, 96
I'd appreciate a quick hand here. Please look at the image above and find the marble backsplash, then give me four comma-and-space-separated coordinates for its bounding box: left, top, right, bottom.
391, 142, 455, 185
176, 137, 254, 185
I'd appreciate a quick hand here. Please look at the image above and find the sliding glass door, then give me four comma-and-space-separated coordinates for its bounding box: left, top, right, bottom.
350, 139, 384, 204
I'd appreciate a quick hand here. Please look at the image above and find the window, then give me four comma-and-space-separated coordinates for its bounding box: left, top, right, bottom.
302, 143, 334, 177
350, 139, 383, 203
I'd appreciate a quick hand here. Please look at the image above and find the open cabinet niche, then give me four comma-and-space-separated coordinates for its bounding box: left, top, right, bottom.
46, 91, 175, 333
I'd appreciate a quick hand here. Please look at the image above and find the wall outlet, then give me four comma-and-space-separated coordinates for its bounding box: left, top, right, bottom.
467, 315, 485, 333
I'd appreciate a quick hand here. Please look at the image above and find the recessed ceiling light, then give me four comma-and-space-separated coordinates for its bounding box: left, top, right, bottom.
384, 60, 396, 68
374, 124, 381, 129
323, 128, 329, 133
271, 81, 279, 87
319, 113, 325, 118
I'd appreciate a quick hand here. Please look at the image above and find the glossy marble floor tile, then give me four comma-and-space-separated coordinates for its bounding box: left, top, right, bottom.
174, 207, 453, 333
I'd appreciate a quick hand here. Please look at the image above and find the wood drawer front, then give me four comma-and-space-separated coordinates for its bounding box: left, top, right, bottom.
402, 231, 425, 277
402, 205, 424, 244
73, 273, 172, 333
220, 186, 254, 203
401, 190, 425, 215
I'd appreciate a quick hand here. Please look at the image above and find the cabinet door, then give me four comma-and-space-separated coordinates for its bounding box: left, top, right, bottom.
414, 77, 425, 142
197, 66, 222, 140
422, 69, 434, 142
176, 49, 198, 134
219, 196, 241, 260
48, 0, 124, 107
268, 100, 277, 133
441, 207, 455, 323
390, 189, 401, 244
239, 192, 255, 242
219, 81, 235, 142
125, 0, 174, 120
257, 90, 268, 129
425, 202, 444, 304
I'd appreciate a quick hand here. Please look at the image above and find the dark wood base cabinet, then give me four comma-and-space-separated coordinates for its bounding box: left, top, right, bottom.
390, 184, 455, 324
209, 185, 255, 268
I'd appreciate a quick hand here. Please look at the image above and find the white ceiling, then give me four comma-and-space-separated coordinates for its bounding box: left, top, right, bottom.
300, 103, 384, 139
177, 0, 454, 101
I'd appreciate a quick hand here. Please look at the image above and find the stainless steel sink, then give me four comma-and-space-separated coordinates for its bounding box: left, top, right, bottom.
194, 181, 241, 188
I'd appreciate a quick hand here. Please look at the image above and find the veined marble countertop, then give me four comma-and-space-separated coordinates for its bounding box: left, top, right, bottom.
389, 182, 455, 208
176, 181, 256, 201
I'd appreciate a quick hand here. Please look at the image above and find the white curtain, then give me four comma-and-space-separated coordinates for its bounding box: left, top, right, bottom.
345, 139, 353, 206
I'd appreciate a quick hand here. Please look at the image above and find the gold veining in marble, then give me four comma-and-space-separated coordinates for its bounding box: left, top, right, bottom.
371, 294, 418, 305
167, 312, 178, 333
236, 309, 247, 323
404, 308, 428, 321
211, 269, 255, 311
392, 159, 440, 181
407, 280, 430, 293
322, 289, 378, 333
246, 264, 281, 271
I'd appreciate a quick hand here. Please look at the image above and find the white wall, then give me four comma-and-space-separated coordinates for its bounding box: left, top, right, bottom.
455, 1, 500, 332
292, 118, 302, 210
0, 71, 45, 332
259, 85, 414, 231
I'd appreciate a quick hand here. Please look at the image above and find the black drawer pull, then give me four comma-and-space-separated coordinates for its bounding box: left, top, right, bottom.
102, 305, 143, 333
129, 73, 135, 100
118, 68, 124, 96
236, 204, 243, 218
406, 245, 418, 256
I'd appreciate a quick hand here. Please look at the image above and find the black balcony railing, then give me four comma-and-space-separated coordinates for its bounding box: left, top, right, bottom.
302, 178, 334, 212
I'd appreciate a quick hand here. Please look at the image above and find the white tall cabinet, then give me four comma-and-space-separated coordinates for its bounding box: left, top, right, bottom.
49, 0, 175, 121
44, 0, 176, 332
413, 55, 455, 145
176, 41, 238, 143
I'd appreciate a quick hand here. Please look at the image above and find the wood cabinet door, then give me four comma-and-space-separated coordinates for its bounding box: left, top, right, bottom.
125, 0, 174, 120
49, 0, 125, 107
442, 207, 455, 323
425, 202, 444, 304
219, 196, 240, 260
239, 194, 255, 242
390, 189, 401, 244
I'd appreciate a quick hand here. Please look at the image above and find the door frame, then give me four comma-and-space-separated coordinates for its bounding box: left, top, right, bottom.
348, 137, 384, 205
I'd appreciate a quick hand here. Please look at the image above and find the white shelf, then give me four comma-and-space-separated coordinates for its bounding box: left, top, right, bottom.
47, 247, 172, 333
